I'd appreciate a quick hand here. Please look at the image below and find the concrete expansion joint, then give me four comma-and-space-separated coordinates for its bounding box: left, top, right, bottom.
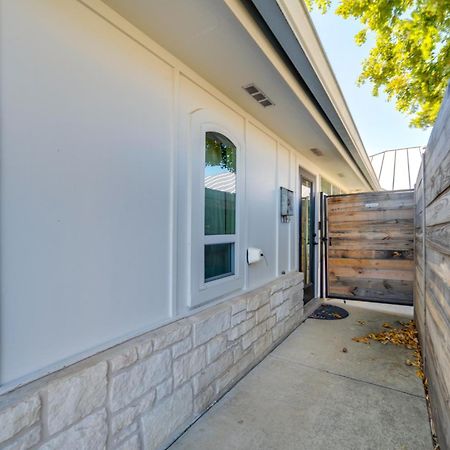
268, 353, 425, 400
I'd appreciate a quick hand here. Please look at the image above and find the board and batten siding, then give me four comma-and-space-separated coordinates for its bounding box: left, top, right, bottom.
0, 0, 333, 389
326, 190, 415, 305
414, 85, 450, 450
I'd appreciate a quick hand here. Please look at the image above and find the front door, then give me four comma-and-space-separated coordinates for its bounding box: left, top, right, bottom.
299, 169, 316, 303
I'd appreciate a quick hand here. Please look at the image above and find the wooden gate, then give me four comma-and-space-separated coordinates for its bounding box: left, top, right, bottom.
324, 190, 415, 305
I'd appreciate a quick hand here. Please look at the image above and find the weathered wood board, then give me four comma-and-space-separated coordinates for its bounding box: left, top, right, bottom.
326, 190, 414, 305
414, 86, 450, 450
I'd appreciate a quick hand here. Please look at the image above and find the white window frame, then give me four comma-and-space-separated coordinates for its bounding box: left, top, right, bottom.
189, 116, 244, 308
202, 130, 238, 285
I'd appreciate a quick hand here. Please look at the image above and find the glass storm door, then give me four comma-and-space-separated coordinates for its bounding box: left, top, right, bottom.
299, 171, 316, 303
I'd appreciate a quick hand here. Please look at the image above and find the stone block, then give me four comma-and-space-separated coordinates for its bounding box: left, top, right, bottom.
110, 349, 171, 411
193, 351, 233, 395
47, 362, 107, 435
246, 289, 269, 311
111, 423, 138, 448
283, 273, 298, 289
109, 347, 138, 373
111, 390, 155, 437
173, 347, 206, 388
40, 409, 107, 450
141, 384, 193, 450
275, 301, 291, 321
282, 286, 292, 301
242, 322, 266, 350
255, 304, 271, 324
267, 315, 277, 330
2, 425, 40, 450
206, 335, 227, 364
230, 310, 246, 327
269, 278, 284, 295
191, 305, 231, 346
230, 296, 247, 315
232, 343, 244, 363
254, 333, 273, 357
136, 338, 153, 360
291, 288, 304, 306
171, 337, 192, 359
270, 291, 284, 309
215, 349, 254, 394
228, 316, 255, 341
285, 314, 301, 334
114, 434, 140, 450
194, 385, 215, 415
272, 322, 285, 342
152, 320, 191, 351
0, 394, 40, 444
156, 377, 173, 402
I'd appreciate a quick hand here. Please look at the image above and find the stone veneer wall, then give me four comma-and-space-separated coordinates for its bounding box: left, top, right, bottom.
0, 273, 306, 450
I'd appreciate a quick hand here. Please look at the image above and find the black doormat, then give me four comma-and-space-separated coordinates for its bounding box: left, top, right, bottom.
309, 304, 349, 320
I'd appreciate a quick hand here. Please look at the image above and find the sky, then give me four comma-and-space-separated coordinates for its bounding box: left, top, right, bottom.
308, 7, 432, 156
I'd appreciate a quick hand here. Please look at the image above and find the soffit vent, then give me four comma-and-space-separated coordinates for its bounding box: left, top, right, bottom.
309, 148, 324, 157
243, 84, 274, 107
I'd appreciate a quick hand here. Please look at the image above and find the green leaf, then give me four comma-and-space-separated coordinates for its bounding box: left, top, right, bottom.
308, 0, 450, 127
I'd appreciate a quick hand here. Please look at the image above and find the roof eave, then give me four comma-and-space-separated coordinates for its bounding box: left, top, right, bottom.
247, 0, 381, 191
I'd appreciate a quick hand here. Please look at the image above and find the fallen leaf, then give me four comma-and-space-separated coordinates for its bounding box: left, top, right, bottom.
352, 320, 424, 379
352, 336, 370, 344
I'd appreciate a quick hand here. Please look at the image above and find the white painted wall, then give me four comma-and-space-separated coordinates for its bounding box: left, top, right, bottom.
0, 0, 327, 389
278, 145, 293, 275
246, 124, 278, 289
0, 0, 174, 386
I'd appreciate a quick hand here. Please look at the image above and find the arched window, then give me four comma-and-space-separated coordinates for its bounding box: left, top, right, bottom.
204, 131, 237, 282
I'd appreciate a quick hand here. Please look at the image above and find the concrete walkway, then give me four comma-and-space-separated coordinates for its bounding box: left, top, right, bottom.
169, 300, 433, 450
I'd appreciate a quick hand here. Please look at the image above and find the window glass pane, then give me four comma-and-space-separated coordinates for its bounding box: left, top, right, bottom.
204, 132, 236, 235
205, 243, 235, 282
301, 180, 312, 285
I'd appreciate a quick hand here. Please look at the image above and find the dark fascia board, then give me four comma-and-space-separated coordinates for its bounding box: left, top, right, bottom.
245, 0, 376, 189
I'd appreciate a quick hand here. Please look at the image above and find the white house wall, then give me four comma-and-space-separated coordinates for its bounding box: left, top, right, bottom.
277, 145, 292, 276
1, 0, 340, 389
246, 123, 278, 289
0, 0, 176, 387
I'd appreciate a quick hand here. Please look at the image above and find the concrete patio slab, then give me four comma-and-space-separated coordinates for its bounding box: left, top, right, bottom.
169, 301, 432, 450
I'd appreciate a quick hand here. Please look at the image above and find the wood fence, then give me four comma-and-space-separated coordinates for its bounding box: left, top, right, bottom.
327, 190, 414, 305
415, 86, 450, 450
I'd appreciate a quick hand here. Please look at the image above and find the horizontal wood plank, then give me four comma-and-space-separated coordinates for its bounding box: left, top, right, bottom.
327, 191, 414, 306
425, 187, 450, 226
414, 94, 450, 450
329, 258, 414, 270
328, 208, 414, 223
328, 249, 413, 260
329, 238, 413, 251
